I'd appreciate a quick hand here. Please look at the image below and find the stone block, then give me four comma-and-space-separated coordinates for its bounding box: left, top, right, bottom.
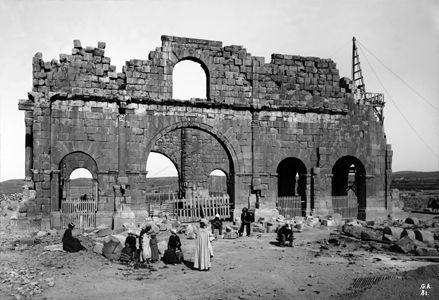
413, 230, 435, 247
391, 236, 415, 254
342, 224, 363, 239
360, 227, 383, 241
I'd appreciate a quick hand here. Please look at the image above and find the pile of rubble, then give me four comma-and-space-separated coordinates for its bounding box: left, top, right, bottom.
83, 217, 181, 261
341, 216, 439, 257
0, 193, 23, 217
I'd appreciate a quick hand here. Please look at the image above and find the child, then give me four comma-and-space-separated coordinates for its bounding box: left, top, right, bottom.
150, 234, 160, 263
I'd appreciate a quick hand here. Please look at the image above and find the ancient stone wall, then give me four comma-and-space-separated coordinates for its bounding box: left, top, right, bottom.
19, 35, 392, 230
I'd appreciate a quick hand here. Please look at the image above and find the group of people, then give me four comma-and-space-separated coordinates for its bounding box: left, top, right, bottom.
120, 225, 183, 265
61, 207, 293, 272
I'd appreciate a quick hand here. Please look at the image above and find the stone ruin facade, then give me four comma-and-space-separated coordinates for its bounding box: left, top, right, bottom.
18, 35, 393, 230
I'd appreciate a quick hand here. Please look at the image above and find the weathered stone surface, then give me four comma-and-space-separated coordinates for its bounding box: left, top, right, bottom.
415, 247, 439, 256
391, 236, 416, 254
383, 226, 404, 240
413, 229, 435, 247
18, 35, 391, 230
361, 227, 383, 241
342, 225, 363, 239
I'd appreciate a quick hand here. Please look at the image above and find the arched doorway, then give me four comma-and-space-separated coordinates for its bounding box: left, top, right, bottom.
59, 151, 98, 229
149, 125, 235, 221
277, 157, 307, 217
208, 169, 228, 196
332, 156, 366, 220
145, 151, 180, 217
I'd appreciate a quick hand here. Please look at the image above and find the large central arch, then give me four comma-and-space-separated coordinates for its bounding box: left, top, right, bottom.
145, 121, 241, 174
145, 121, 239, 216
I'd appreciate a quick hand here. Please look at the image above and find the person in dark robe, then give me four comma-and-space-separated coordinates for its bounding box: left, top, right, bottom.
120, 230, 139, 263
238, 207, 252, 237
149, 234, 160, 263
62, 223, 85, 252
211, 214, 223, 238
163, 229, 183, 264
277, 221, 294, 247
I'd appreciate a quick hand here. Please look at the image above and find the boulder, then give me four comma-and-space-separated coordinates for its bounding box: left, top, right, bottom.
321, 219, 336, 227
383, 234, 396, 242
342, 225, 363, 239
413, 230, 435, 247
391, 236, 416, 254
253, 227, 265, 233
401, 229, 416, 240
361, 227, 383, 241
36, 231, 48, 238
383, 226, 404, 240
223, 231, 238, 239
93, 242, 103, 255
415, 247, 439, 256
102, 235, 124, 260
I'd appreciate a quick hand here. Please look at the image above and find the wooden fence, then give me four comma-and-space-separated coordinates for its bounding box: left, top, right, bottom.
332, 196, 358, 219
175, 195, 231, 222
146, 192, 178, 217
277, 196, 303, 218
61, 198, 97, 229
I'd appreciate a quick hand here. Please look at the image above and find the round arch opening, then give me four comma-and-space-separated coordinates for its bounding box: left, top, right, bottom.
208, 169, 228, 196
331, 156, 366, 220
172, 58, 209, 100
145, 152, 179, 200
276, 157, 307, 217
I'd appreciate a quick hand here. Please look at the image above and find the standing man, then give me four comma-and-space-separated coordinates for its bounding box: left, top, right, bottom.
238, 207, 252, 237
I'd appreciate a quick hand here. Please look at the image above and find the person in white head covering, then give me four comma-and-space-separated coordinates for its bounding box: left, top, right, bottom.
194, 219, 213, 271
211, 213, 223, 238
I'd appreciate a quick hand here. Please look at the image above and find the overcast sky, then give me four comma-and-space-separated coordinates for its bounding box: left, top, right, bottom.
0, 0, 438, 181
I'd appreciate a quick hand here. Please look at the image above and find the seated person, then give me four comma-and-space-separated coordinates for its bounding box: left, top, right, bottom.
62, 223, 85, 252
277, 221, 294, 247
211, 214, 223, 238
163, 229, 183, 264
120, 230, 139, 263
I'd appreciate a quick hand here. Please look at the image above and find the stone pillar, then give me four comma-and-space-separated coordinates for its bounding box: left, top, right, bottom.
304, 174, 312, 216
50, 170, 61, 229
117, 113, 127, 178
24, 111, 33, 182
50, 170, 60, 211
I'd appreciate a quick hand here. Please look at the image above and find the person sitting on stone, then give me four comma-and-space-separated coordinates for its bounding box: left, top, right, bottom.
277, 221, 294, 247
210, 214, 223, 238
163, 229, 183, 264
62, 223, 85, 252
120, 230, 139, 263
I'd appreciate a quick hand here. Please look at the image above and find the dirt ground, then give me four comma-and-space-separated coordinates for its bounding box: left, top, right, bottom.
1, 216, 438, 300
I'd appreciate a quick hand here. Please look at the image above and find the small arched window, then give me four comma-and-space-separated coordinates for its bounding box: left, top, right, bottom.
172, 59, 209, 100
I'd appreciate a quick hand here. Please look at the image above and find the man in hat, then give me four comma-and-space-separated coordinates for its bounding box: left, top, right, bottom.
62, 223, 85, 252
238, 207, 252, 237
211, 213, 223, 238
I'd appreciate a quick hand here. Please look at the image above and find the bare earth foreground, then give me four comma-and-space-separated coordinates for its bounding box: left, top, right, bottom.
1, 217, 438, 300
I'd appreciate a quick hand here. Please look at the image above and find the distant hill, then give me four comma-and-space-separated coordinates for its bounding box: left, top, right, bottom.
0, 179, 24, 194
391, 171, 439, 190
